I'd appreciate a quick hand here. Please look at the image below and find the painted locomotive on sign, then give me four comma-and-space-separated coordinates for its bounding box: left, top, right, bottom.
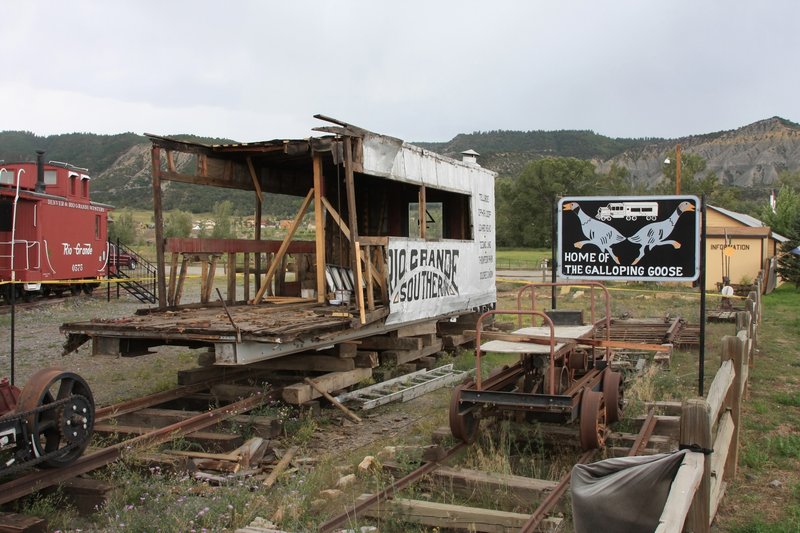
0, 151, 115, 300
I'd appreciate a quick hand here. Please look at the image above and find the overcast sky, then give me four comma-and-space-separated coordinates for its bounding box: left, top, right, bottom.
2, 1, 798, 143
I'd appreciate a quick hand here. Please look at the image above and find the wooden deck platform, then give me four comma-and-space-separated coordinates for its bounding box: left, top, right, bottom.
61, 298, 394, 365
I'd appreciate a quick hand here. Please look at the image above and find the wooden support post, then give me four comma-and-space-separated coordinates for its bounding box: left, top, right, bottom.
304, 378, 362, 423
255, 195, 262, 294
151, 146, 167, 308
174, 254, 189, 307
343, 136, 364, 322
167, 252, 179, 306
243, 252, 250, 302
364, 245, 374, 311
721, 335, 743, 482
246, 157, 264, 204
681, 399, 712, 533
253, 188, 314, 303
419, 184, 426, 239
227, 252, 236, 303
354, 241, 366, 324
322, 196, 351, 240
313, 153, 326, 303
375, 245, 388, 304
202, 255, 218, 304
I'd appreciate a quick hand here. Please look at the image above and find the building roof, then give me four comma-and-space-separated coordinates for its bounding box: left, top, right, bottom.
708, 204, 788, 242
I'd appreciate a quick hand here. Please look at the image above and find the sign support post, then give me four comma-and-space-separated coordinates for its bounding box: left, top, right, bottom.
699, 195, 707, 396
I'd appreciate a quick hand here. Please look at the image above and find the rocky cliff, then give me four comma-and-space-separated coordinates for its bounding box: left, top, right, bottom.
596, 117, 800, 189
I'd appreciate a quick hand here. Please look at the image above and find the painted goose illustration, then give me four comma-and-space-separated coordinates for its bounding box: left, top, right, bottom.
563, 202, 626, 264
627, 201, 695, 265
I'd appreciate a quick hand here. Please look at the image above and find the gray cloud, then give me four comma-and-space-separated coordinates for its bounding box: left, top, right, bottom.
2, 0, 798, 142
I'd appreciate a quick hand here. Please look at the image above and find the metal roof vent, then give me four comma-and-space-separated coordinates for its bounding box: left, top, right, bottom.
461, 149, 480, 166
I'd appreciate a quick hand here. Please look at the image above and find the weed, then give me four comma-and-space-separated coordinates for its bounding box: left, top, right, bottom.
285, 413, 318, 445
10, 489, 80, 530
769, 435, 800, 459
773, 392, 800, 407
740, 442, 770, 470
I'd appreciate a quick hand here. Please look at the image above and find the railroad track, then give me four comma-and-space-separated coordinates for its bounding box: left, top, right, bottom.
1, 366, 673, 530
317, 410, 663, 533
0, 378, 282, 505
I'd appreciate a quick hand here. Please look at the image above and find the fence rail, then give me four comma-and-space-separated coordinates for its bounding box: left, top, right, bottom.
656, 275, 762, 532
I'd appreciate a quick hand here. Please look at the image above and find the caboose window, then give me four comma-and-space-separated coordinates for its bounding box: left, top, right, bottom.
0, 170, 13, 185
82, 179, 89, 197
0, 201, 12, 231
70, 176, 76, 195
95, 215, 100, 238
44, 170, 57, 185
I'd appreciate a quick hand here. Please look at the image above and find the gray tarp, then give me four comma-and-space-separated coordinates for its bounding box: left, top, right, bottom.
571, 450, 689, 533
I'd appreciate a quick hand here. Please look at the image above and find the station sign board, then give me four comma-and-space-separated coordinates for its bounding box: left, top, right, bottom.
557, 195, 701, 282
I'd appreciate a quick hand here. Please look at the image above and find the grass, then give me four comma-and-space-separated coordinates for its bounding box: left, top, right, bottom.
716, 284, 800, 531
496, 247, 551, 270
6, 275, 798, 530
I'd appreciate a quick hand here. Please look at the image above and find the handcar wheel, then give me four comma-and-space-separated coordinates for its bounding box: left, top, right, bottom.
579, 390, 606, 451
449, 382, 479, 444
16, 368, 95, 468
602, 370, 624, 424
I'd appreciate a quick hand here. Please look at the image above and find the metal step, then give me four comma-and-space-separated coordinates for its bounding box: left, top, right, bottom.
335, 364, 471, 410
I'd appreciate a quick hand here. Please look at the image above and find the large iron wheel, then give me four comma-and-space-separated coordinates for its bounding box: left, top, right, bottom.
579, 389, 606, 451
449, 382, 479, 444
602, 370, 624, 424
16, 368, 95, 468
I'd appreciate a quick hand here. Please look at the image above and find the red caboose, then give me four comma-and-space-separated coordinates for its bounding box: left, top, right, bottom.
0, 151, 113, 300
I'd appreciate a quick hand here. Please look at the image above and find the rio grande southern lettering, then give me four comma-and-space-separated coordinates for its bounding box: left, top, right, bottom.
388, 248, 459, 303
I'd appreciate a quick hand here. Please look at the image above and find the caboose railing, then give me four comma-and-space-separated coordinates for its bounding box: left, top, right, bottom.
0, 239, 41, 273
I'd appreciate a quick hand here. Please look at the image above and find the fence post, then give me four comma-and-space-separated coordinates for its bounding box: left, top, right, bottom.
721, 335, 743, 482
681, 398, 712, 533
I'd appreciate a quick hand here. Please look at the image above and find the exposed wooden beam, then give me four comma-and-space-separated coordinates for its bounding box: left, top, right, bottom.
252, 188, 314, 303
343, 136, 364, 322
313, 154, 326, 303
419, 184, 426, 240
151, 146, 167, 308
246, 157, 264, 204
321, 196, 351, 241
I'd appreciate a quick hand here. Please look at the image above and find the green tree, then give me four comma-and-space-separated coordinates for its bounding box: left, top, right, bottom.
776, 169, 800, 192
777, 216, 800, 288
211, 200, 235, 239
164, 210, 193, 238
761, 186, 800, 237
596, 163, 634, 195
108, 209, 138, 245
657, 150, 711, 195
496, 157, 597, 247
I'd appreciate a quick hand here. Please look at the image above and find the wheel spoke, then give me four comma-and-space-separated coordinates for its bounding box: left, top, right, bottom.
57, 378, 76, 400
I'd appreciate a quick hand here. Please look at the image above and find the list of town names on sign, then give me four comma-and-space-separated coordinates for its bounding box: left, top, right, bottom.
477, 192, 494, 280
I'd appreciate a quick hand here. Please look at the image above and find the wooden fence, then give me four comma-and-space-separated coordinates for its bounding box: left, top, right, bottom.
656, 283, 761, 532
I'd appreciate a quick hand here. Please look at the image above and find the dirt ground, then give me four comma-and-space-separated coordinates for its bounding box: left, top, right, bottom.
0, 288, 448, 464
0, 291, 200, 406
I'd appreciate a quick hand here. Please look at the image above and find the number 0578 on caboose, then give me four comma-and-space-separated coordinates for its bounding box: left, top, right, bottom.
0, 151, 114, 300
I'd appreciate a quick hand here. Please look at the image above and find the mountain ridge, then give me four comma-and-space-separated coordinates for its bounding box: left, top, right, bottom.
1, 117, 797, 213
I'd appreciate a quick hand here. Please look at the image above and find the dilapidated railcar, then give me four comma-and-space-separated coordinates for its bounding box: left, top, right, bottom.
62, 116, 497, 368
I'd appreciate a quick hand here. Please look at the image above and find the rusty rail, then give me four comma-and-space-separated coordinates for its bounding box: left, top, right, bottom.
317, 442, 467, 533
0, 388, 279, 505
